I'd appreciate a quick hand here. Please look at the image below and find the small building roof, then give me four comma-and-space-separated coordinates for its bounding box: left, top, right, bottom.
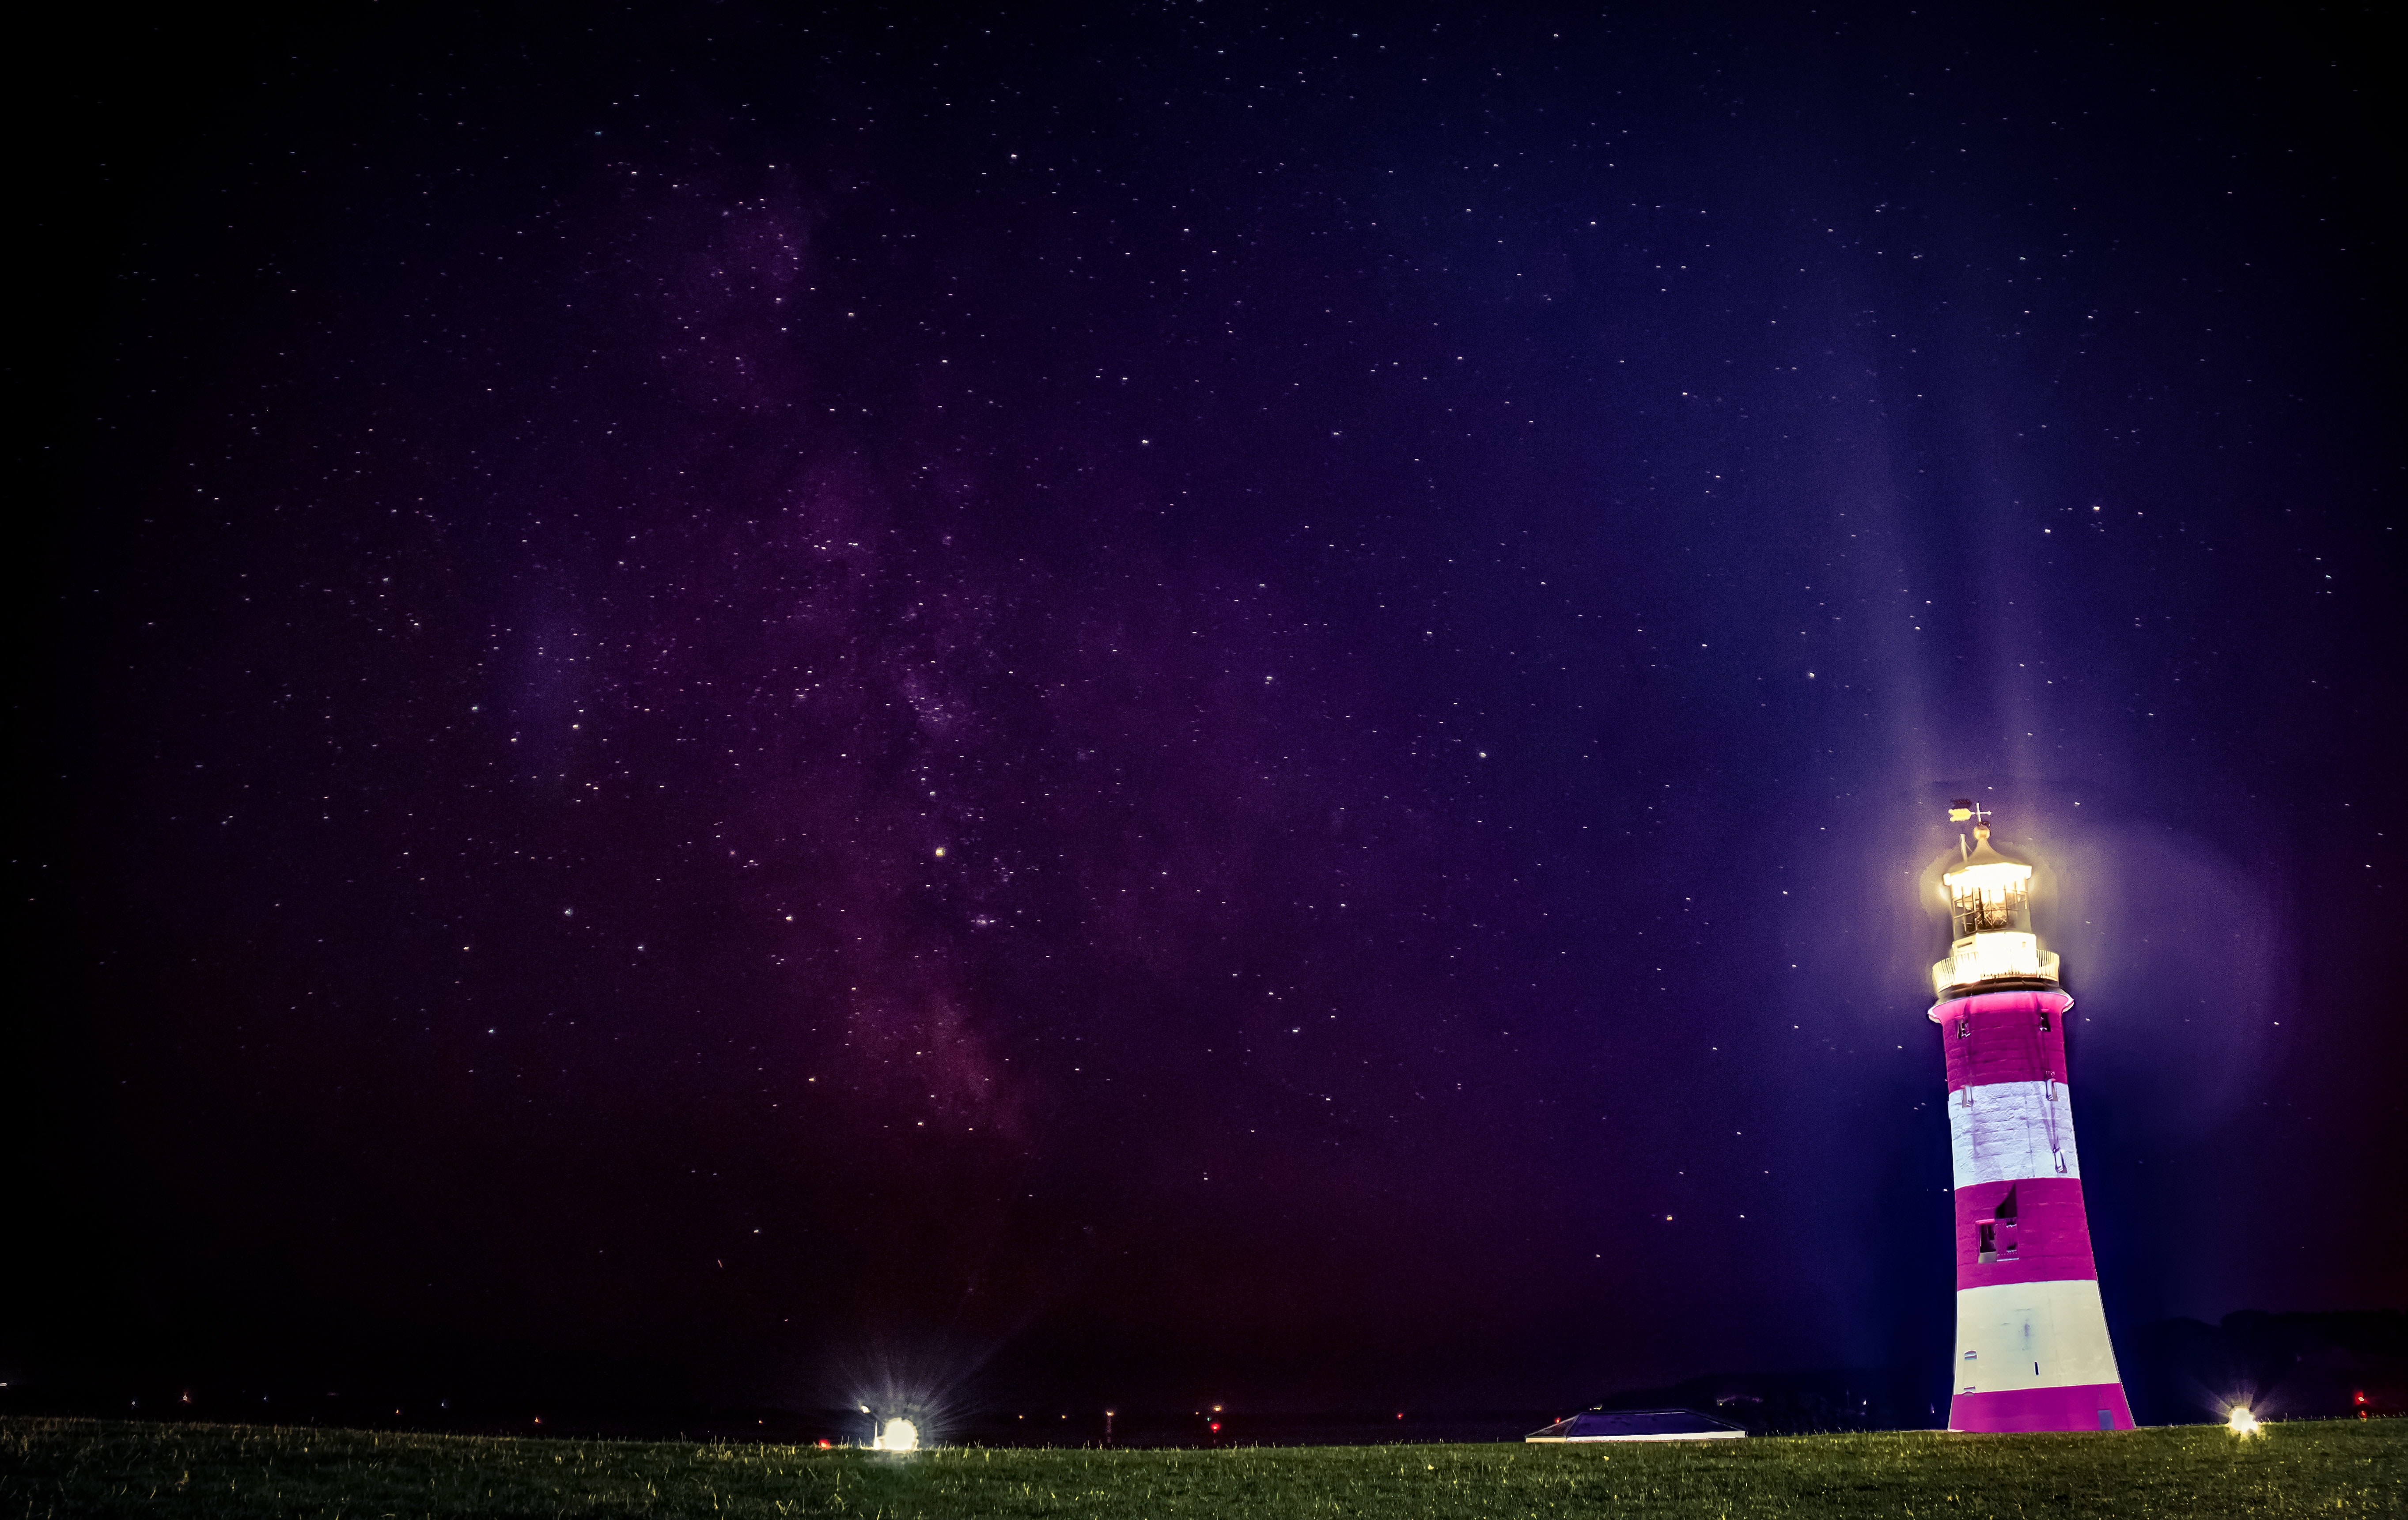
1525, 1408, 1747, 1442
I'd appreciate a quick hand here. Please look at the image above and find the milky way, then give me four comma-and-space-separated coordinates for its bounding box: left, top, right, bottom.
23, 4, 2398, 1418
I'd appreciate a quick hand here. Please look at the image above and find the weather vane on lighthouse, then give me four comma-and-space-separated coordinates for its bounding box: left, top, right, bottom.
1927, 800, 2132, 1433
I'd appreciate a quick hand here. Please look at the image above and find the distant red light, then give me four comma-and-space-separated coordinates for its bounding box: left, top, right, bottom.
817, 1439, 833, 1448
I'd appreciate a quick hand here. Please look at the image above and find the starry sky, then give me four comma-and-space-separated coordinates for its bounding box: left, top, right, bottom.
17, 3, 2400, 1423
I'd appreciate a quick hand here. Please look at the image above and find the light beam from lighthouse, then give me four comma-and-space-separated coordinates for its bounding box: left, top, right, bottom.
1928, 802, 2133, 1433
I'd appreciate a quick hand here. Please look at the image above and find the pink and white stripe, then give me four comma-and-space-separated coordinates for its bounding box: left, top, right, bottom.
1927, 988, 2132, 1433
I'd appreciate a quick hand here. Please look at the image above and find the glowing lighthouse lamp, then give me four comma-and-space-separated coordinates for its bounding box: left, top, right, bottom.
1927, 802, 2133, 1433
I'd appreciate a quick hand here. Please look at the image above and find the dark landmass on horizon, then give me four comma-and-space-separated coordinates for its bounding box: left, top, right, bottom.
4, 1312, 2395, 1447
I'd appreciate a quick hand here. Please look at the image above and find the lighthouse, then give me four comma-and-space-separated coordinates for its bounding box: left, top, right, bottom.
1928, 803, 2133, 1433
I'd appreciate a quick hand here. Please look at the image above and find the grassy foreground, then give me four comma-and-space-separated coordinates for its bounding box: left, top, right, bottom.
2, 1417, 2399, 1518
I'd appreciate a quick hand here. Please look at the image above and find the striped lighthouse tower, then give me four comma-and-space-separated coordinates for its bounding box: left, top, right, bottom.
1927, 804, 2132, 1433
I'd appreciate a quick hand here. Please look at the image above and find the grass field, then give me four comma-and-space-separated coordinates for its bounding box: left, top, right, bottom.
3, 1417, 2399, 1518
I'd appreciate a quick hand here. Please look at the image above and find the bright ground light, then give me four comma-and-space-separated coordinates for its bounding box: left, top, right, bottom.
878, 1418, 920, 1452
2227, 1406, 2261, 1437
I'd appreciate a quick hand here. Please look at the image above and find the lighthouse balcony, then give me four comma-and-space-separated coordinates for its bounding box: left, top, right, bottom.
1932, 933, 2059, 997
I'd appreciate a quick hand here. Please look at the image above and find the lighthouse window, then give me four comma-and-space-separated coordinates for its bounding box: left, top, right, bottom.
1982, 1186, 2018, 1259
1949, 878, 2029, 937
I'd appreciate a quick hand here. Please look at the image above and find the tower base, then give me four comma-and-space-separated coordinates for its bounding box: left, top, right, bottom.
1949, 1383, 2134, 1433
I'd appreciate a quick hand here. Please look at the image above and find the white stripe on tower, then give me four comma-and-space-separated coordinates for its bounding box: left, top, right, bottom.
1950, 1080, 2081, 1183
1951, 1279, 2123, 1388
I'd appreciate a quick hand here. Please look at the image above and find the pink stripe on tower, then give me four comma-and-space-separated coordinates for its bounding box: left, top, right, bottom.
1949, 1383, 2133, 1434
1950, 1177, 2097, 1288
1939, 989, 2072, 1091
1924, 807, 2131, 1433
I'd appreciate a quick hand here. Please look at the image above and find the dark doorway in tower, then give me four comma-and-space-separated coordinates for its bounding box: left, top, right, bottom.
1976, 1184, 2019, 1264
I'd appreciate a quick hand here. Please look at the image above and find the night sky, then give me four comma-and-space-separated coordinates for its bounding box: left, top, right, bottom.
18, 4, 2400, 1426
